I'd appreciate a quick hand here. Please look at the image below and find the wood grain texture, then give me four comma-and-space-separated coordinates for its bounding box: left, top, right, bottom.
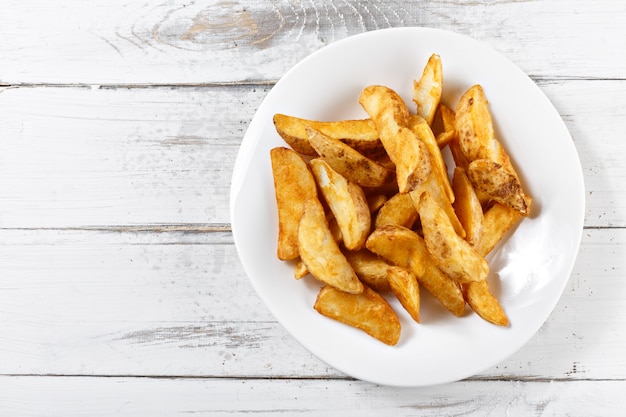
0, 0, 624, 84
1, 377, 625, 416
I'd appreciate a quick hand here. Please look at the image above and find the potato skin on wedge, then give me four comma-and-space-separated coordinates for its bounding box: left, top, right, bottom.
273, 113, 382, 156
359, 85, 432, 193
366, 225, 466, 317
298, 198, 364, 294
314, 285, 401, 346
306, 127, 395, 188
270, 147, 319, 260
309, 158, 371, 251
419, 192, 489, 284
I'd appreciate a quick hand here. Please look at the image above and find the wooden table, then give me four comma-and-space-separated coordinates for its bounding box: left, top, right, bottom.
1, 1, 624, 415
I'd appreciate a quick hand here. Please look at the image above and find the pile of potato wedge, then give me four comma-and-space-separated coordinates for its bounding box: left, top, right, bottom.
270, 54, 532, 346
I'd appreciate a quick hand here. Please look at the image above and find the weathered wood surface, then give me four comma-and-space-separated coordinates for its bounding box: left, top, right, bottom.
1, 0, 624, 84
1, 0, 625, 415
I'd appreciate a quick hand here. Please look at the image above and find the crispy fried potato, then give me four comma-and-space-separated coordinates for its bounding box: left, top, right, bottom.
374, 192, 418, 229
467, 158, 532, 216
273, 113, 382, 156
298, 198, 363, 294
344, 249, 391, 293
439, 103, 456, 132
270, 147, 319, 260
408, 115, 454, 203
476, 202, 523, 257
452, 167, 484, 247
294, 259, 309, 280
435, 130, 455, 148
366, 225, 465, 317
387, 265, 420, 323
314, 285, 401, 345
366, 193, 388, 215
359, 85, 432, 193
410, 175, 466, 238
463, 280, 508, 326
419, 192, 488, 284
454, 85, 531, 216
306, 127, 394, 188
309, 159, 371, 251
413, 54, 443, 126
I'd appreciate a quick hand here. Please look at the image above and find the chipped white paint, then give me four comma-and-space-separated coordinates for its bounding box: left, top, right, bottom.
0, 0, 625, 415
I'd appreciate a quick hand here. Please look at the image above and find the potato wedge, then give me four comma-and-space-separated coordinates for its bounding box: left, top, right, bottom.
413, 54, 443, 126
298, 198, 363, 294
294, 259, 309, 280
476, 202, 523, 257
374, 192, 418, 229
387, 265, 420, 323
366, 225, 465, 317
408, 114, 454, 203
306, 127, 394, 188
439, 103, 456, 132
314, 285, 400, 346
463, 280, 508, 326
454, 85, 531, 216
461, 202, 518, 327
468, 158, 532, 217
452, 167, 484, 247
270, 147, 318, 260
359, 85, 432, 193
344, 249, 391, 293
410, 174, 466, 238
309, 159, 371, 251
366, 193, 388, 215
419, 192, 488, 284
273, 113, 382, 156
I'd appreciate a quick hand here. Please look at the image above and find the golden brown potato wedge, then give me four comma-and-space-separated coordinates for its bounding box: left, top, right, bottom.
419, 192, 488, 284
270, 147, 319, 260
306, 127, 394, 188
409, 175, 466, 239
463, 280, 508, 326
309, 159, 371, 251
452, 167, 484, 247
366, 225, 465, 317
366, 193, 388, 215
435, 130, 455, 148
294, 259, 309, 280
374, 192, 418, 229
467, 158, 532, 217
314, 285, 401, 346
387, 265, 420, 323
408, 114, 454, 203
359, 85, 432, 193
462, 202, 518, 327
273, 113, 382, 156
439, 103, 456, 132
454, 85, 531, 216
476, 202, 523, 257
344, 249, 391, 293
298, 198, 363, 294
413, 54, 443, 126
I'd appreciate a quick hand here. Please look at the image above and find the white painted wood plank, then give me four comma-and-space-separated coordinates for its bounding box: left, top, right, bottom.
0, 0, 624, 84
0, 377, 624, 417
0, 228, 623, 380
0, 79, 624, 228
0, 84, 268, 227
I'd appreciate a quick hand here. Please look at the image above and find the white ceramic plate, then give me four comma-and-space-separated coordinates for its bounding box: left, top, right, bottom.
230, 27, 585, 387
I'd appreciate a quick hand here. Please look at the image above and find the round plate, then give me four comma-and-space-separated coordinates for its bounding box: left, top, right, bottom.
230, 27, 584, 387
